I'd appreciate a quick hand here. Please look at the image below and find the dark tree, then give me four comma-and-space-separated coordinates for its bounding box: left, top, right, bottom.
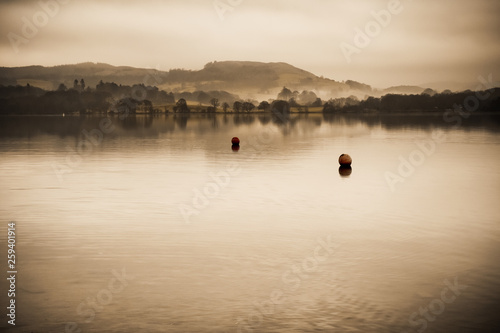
258, 101, 270, 110
142, 99, 154, 114
311, 98, 322, 107
360, 96, 380, 110
242, 101, 255, 112
39, 89, 82, 114
115, 97, 139, 114
57, 83, 67, 92
222, 102, 230, 113
271, 100, 290, 115
210, 98, 220, 111
322, 102, 335, 113
80, 90, 111, 113
80, 79, 85, 91
174, 98, 190, 113
73, 79, 79, 90
233, 101, 242, 113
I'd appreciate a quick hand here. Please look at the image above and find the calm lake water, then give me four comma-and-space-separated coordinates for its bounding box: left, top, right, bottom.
1, 113, 500, 333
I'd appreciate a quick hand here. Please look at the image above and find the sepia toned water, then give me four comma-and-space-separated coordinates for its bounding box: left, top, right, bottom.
1, 113, 500, 333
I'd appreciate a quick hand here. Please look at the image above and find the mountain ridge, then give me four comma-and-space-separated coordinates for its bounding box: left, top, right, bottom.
0, 61, 441, 99
0, 61, 362, 99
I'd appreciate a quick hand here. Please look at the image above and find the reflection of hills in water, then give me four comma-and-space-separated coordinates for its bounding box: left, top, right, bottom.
1, 113, 499, 139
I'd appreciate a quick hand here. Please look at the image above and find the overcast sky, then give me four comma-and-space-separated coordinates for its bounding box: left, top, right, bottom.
1, 0, 499, 88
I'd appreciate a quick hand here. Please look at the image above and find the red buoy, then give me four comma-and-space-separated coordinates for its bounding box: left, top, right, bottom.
339, 154, 352, 166
231, 137, 240, 146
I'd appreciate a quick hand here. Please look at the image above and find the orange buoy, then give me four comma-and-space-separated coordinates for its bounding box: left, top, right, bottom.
231, 137, 240, 146
339, 154, 352, 166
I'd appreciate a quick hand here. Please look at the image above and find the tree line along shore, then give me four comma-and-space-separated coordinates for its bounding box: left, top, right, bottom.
0, 80, 499, 115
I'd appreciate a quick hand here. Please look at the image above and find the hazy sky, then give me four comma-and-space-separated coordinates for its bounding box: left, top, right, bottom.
1, 0, 499, 88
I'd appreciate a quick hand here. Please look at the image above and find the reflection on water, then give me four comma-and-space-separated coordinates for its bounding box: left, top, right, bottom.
338, 166, 352, 177
0, 114, 499, 333
2, 113, 499, 140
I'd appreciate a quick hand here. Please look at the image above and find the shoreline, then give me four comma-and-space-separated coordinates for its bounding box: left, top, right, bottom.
1, 110, 499, 116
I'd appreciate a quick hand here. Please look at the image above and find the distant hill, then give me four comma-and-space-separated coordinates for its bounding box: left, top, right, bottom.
419, 81, 475, 93
0, 61, 372, 100
381, 85, 425, 95
0, 63, 165, 90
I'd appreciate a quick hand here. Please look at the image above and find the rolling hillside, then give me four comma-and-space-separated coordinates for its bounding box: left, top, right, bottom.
0, 61, 371, 100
